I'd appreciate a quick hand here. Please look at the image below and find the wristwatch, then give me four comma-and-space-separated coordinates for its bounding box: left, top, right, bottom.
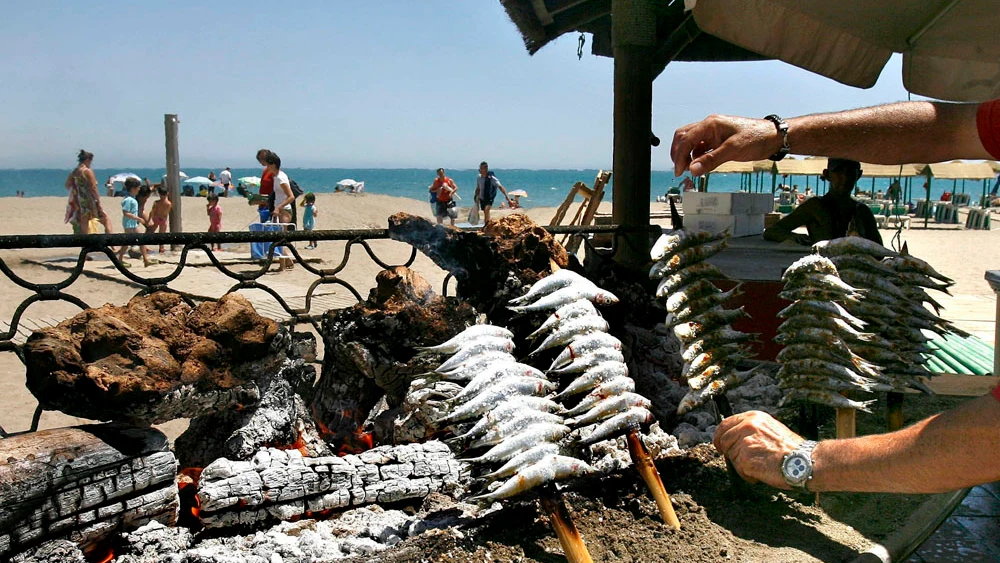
764, 114, 790, 161
781, 439, 818, 491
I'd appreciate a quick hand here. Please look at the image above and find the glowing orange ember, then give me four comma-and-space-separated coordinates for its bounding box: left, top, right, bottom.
91, 545, 115, 563
177, 467, 204, 524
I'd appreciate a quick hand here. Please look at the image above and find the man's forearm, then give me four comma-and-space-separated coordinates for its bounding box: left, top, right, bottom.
786, 102, 989, 165
811, 395, 1000, 493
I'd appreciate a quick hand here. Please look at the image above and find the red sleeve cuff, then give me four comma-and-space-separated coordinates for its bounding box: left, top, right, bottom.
977, 99, 1000, 159
993, 383, 1000, 402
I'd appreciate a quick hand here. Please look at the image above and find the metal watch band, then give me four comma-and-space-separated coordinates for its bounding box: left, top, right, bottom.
783, 439, 818, 491
764, 114, 790, 161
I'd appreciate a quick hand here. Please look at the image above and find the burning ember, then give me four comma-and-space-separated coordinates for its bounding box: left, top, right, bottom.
177, 467, 204, 529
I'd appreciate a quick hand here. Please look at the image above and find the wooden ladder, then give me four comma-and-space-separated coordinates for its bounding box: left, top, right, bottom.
549, 170, 612, 253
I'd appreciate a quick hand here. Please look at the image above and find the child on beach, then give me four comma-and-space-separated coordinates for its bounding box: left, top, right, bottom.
301, 192, 318, 249
207, 194, 223, 250
116, 178, 153, 267
149, 186, 172, 253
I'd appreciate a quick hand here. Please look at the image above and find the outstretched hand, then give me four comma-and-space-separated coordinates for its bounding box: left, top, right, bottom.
713, 410, 804, 489
671, 115, 782, 177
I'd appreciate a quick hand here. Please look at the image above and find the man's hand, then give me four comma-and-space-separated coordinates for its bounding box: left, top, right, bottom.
671, 115, 783, 177
713, 410, 804, 489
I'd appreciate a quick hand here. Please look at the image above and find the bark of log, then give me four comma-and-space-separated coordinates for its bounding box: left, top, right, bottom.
174, 355, 328, 468
23, 293, 280, 424
312, 267, 478, 444
0, 424, 178, 560
196, 441, 469, 528
387, 213, 568, 324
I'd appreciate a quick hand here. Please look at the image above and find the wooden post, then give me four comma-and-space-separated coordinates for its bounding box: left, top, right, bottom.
886, 391, 905, 432
626, 431, 681, 529
612, 0, 655, 269
836, 407, 856, 439
164, 114, 181, 248
539, 490, 594, 563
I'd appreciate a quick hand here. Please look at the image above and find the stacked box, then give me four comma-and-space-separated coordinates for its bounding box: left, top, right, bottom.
682, 192, 769, 237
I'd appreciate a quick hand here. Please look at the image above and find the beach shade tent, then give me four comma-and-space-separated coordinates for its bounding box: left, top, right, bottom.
859, 163, 924, 204
508, 189, 529, 198
336, 179, 365, 192
499, 0, 1000, 265
921, 161, 996, 215
182, 176, 213, 185
109, 172, 141, 184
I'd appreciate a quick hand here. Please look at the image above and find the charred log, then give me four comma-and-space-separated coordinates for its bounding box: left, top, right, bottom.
23, 293, 280, 424
0, 424, 178, 560
312, 267, 477, 444
387, 213, 569, 324
196, 441, 469, 528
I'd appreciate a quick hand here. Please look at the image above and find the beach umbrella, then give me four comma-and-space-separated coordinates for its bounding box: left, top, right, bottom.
109, 172, 141, 183
238, 176, 261, 186
508, 189, 529, 198
162, 171, 188, 180
182, 176, 213, 185
689, 0, 1000, 102
336, 179, 361, 188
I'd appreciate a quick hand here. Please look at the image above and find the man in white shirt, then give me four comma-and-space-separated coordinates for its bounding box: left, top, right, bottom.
219, 167, 232, 193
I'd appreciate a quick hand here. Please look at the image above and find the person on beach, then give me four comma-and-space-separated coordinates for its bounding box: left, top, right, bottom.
115, 178, 153, 267
263, 151, 296, 270
149, 186, 172, 253
206, 193, 223, 251
301, 192, 319, 249
763, 158, 882, 246
256, 149, 275, 222
671, 99, 1000, 494
475, 161, 511, 224
64, 150, 112, 235
220, 167, 232, 194
430, 168, 459, 226
105, 176, 115, 197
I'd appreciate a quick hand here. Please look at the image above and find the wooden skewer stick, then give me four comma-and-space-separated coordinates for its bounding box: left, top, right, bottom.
626, 430, 681, 530
539, 488, 594, 563
836, 407, 856, 439
886, 391, 905, 432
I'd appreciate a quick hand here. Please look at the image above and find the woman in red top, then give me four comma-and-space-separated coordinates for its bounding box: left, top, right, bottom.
256, 149, 275, 222
430, 168, 459, 226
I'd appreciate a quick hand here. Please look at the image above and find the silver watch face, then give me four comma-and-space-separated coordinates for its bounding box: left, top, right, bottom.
782, 453, 812, 484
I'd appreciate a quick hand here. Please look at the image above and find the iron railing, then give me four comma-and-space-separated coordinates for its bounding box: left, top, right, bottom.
0, 224, 622, 437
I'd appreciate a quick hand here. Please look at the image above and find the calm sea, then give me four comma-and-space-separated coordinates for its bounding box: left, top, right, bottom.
0, 167, 981, 206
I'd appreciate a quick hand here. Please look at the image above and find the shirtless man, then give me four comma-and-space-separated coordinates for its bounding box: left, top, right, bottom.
763, 158, 882, 246
149, 186, 172, 253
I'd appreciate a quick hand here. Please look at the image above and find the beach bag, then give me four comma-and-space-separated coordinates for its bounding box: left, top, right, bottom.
289, 178, 304, 199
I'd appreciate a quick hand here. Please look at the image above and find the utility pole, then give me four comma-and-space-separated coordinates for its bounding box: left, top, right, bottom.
164, 114, 181, 248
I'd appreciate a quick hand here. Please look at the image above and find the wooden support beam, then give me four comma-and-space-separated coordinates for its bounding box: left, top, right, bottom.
544, 0, 612, 43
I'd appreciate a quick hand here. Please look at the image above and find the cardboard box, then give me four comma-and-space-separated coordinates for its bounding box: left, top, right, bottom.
764, 212, 782, 229
736, 214, 765, 237
687, 213, 737, 234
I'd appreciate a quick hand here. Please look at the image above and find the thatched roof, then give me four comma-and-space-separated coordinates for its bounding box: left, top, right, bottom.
859, 163, 923, 178
773, 158, 826, 176
922, 161, 996, 180
499, 0, 768, 77
710, 161, 756, 174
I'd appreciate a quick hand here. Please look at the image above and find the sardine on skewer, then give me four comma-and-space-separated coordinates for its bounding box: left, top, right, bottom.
416, 324, 514, 355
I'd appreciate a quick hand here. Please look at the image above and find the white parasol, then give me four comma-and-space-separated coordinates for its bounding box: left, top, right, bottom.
109, 172, 141, 184
508, 189, 529, 198
238, 176, 261, 186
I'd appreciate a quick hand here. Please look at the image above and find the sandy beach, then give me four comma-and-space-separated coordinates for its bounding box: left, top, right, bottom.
0, 192, 996, 437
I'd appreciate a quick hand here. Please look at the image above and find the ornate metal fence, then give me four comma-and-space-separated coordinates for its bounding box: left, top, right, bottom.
0, 224, 620, 437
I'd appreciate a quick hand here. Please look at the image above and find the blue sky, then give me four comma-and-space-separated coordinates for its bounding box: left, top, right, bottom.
1, 1, 920, 170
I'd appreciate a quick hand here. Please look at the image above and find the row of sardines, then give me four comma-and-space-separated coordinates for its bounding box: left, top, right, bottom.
418, 269, 654, 502
776, 236, 957, 411
649, 229, 758, 414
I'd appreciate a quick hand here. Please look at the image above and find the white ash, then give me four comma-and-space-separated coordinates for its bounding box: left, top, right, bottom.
115, 495, 486, 563
584, 423, 681, 475
197, 442, 470, 528
8, 540, 87, 563
392, 378, 462, 443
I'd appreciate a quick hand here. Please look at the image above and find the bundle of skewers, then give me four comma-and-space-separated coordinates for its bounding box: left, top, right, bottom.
813, 237, 960, 395
774, 253, 893, 418
418, 267, 679, 562
648, 229, 757, 415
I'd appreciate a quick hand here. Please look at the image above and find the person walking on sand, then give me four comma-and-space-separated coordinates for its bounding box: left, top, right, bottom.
116, 178, 154, 267
430, 168, 459, 226
301, 192, 319, 249
206, 193, 223, 251
219, 167, 232, 195
64, 150, 112, 235
149, 186, 172, 253
476, 161, 511, 224
263, 151, 296, 271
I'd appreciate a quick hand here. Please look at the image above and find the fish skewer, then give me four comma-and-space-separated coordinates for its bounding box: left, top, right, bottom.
627, 430, 681, 529
540, 489, 595, 563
